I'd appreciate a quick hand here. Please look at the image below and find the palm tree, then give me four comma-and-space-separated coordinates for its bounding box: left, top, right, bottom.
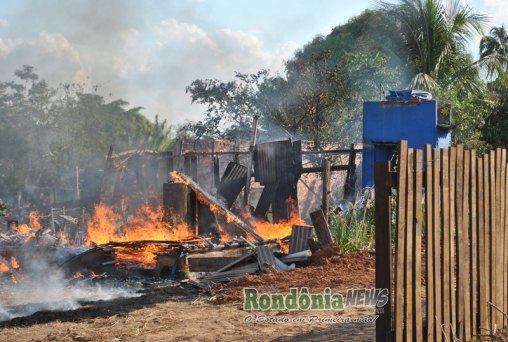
380, 0, 487, 91
479, 26, 508, 78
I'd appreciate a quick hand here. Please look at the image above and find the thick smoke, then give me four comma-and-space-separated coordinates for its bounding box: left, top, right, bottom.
0, 252, 140, 322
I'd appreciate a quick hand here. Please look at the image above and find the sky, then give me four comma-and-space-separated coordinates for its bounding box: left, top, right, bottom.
0, 0, 506, 126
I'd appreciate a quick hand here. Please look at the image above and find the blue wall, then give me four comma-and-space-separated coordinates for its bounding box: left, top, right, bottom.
362, 100, 451, 187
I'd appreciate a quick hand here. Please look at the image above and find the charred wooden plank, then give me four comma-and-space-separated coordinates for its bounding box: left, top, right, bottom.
171, 171, 265, 242
163, 182, 190, 226
374, 160, 392, 342
272, 180, 294, 222
214, 252, 255, 273
310, 209, 334, 248
322, 158, 331, 221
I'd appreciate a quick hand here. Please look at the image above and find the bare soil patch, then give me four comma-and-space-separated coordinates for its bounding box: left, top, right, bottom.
0, 250, 376, 341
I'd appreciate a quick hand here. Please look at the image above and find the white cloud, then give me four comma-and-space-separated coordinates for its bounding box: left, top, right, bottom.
36, 33, 81, 64
0, 13, 300, 125
0, 33, 87, 85
0, 38, 22, 59
155, 18, 217, 49
135, 18, 297, 122
153, 18, 293, 75
483, 0, 508, 24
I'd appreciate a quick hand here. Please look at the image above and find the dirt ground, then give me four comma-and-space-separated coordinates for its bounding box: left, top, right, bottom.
0, 250, 377, 342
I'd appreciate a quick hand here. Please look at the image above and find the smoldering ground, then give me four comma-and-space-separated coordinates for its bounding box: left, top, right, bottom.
0, 249, 141, 322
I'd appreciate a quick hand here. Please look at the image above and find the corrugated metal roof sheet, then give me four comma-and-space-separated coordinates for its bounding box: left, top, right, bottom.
254, 140, 294, 185
256, 245, 280, 272
289, 225, 314, 254
216, 162, 247, 208
253, 140, 302, 186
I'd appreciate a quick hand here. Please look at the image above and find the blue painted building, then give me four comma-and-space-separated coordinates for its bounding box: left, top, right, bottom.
362, 99, 451, 187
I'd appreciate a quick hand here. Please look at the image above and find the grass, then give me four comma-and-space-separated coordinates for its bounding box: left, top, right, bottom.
328, 189, 375, 253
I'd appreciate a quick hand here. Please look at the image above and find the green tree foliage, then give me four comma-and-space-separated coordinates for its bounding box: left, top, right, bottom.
435, 88, 493, 153
265, 51, 400, 148
269, 50, 353, 149
480, 26, 508, 78
185, 9, 401, 147
186, 70, 269, 140
0, 65, 172, 203
380, 0, 487, 92
481, 73, 508, 148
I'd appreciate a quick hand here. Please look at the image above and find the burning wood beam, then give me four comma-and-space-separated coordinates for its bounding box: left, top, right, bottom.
170, 171, 265, 242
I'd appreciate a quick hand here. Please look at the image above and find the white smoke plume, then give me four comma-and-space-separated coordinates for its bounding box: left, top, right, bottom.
0, 252, 140, 322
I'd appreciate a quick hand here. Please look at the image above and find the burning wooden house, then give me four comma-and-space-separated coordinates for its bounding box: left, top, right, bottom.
0, 138, 359, 291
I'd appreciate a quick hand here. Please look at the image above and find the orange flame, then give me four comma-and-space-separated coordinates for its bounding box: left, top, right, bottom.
73, 272, 84, 279
170, 171, 189, 185
13, 224, 36, 241
85, 204, 121, 245
10, 256, 20, 269
29, 211, 42, 229
249, 214, 303, 240
86, 202, 195, 266
114, 244, 168, 267
248, 198, 303, 240
86, 203, 194, 246
13, 211, 43, 241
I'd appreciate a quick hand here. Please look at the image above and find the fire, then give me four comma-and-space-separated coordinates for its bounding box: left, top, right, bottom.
249, 214, 303, 240
248, 198, 303, 240
86, 203, 195, 246
196, 192, 235, 224
217, 224, 233, 241
0, 256, 24, 283
29, 211, 42, 229
170, 171, 189, 186
86, 204, 121, 245
122, 205, 193, 241
85, 202, 195, 267
83, 174, 300, 269
13, 223, 36, 241
13, 211, 43, 241
73, 272, 84, 279
114, 244, 168, 267
56, 231, 69, 245
10, 256, 20, 269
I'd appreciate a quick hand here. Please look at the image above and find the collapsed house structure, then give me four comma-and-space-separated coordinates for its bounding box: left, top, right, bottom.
0, 138, 361, 291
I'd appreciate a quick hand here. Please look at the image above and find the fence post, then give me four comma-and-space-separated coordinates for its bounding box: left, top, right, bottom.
375, 160, 392, 342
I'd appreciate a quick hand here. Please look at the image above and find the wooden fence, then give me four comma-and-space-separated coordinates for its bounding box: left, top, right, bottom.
375, 140, 508, 341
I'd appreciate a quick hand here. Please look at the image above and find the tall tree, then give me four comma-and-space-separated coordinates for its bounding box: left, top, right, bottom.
480, 25, 508, 78
380, 0, 487, 91
274, 50, 352, 149
481, 72, 508, 148
186, 70, 269, 140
